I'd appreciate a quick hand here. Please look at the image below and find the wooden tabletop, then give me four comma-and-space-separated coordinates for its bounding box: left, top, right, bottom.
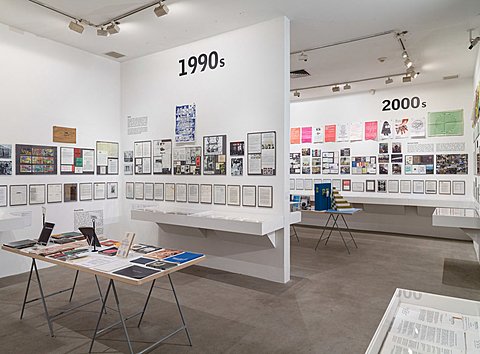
1, 245, 204, 286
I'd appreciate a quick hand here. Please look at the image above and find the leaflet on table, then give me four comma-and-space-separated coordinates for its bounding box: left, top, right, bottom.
380, 333, 465, 354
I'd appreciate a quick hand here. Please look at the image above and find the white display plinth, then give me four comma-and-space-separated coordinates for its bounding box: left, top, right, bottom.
366, 288, 480, 353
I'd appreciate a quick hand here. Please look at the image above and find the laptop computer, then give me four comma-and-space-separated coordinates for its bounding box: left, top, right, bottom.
78, 227, 101, 247
4, 222, 55, 249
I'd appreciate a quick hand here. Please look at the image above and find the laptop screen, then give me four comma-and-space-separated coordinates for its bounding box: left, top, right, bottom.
38, 222, 55, 245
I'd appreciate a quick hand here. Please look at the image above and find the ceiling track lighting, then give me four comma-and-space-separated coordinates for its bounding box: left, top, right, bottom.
332, 85, 340, 93
401, 51, 408, 59
404, 58, 413, 68
396, 32, 420, 80
68, 20, 84, 34
298, 52, 308, 62
96, 27, 108, 36
293, 90, 301, 98
154, 1, 169, 17
106, 22, 120, 35
402, 75, 412, 83
385, 77, 393, 84
343, 83, 351, 90
468, 29, 480, 50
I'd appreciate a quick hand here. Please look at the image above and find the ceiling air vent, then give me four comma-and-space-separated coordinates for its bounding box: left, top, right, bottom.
290, 69, 310, 79
443, 74, 459, 80
104, 51, 125, 59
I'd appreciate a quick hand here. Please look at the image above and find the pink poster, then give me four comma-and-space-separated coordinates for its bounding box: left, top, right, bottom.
364, 121, 378, 141
301, 127, 312, 143
324, 125, 336, 142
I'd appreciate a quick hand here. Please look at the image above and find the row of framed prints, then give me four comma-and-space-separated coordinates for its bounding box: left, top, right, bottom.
291, 178, 466, 195
125, 182, 274, 208
0, 182, 119, 207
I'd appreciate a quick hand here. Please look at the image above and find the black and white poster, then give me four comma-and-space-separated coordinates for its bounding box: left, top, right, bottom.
247, 131, 276, 175
231, 158, 243, 176
153, 139, 172, 174
203, 135, 227, 175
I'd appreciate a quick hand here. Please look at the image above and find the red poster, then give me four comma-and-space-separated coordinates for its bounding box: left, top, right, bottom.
364, 121, 378, 141
290, 127, 300, 144
301, 127, 312, 143
324, 125, 336, 142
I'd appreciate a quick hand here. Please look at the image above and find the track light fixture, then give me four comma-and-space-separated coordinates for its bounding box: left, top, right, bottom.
401, 51, 408, 59
332, 85, 340, 93
293, 90, 301, 98
404, 58, 413, 68
298, 51, 308, 62
385, 77, 393, 84
343, 83, 351, 90
469, 29, 480, 50
97, 27, 108, 36
402, 75, 412, 83
106, 22, 120, 35
154, 1, 169, 17
68, 20, 84, 34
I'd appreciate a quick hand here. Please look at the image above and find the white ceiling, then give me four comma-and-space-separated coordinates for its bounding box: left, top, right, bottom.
0, 0, 479, 100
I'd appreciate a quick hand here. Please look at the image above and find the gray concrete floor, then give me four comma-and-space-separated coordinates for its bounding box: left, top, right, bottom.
1, 228, 479, 354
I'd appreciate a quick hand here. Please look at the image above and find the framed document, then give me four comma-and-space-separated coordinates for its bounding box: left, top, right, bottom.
213, 184, 226, 205
107, 182, 118, 199
352, 181, 364, 192
242, 185, 256, 207
439, 180, 451, 195
258, 185, 273, 208
200, 184, 212, 204
134, 182, 144, 200
94, 182, 106, 200
332, 179, 341, 191
290, 178, 295, 190
165, 183, 175, 201
176, 183, 187, 202
188, 184, 199, 203
304, 179, 313, 191
413, 180, 424, 194
342, 179, 351, 192
295, 179, 304, 190
63, 183, 78, 202
96, 141, 119, 175
425, 180, 437, 194
126, 182, 134, 199
388, 180, 399, 193
227, 185, 241, 206
452, 180, 465, 195
0, 185, 7, 207
400, 180, 411, 194
154, 183, 164, 201
79, 183, 93, 201
47, 184, 62, 203
10, 185, 27, 206
29, 184, 46, 205
365, 180, 375, 192
144, 183, 154, 201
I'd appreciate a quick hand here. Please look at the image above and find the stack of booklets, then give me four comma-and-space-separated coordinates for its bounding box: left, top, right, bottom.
50, 232, 85, 244
4, 239, 37, 249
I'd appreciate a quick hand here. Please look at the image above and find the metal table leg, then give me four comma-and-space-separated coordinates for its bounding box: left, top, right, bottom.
20, 260, 34, 320
89, 279, 113, 353
68, 270, 79, 302
137, 279, 156, 327
341, 214, 358, 249
315, 213, 332, 250
330, 216, 350, 254
32, 259, 54, 337
168, 274, 192, 347
324, 214, 339, 246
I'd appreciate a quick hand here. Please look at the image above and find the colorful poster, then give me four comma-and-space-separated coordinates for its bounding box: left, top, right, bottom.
290, 127, 300, 144
324, 125, 336, 143
313, 127, 324, 143
395, 118, 410, 138
379, 120, 393, 140
410, 117, 426, 138
427, 110, 464, 137
301, 127, 312, 143
364, 121, 378, 141
336, 123, 349, 142
175, 104, 196, 143
349, 122, 363, 141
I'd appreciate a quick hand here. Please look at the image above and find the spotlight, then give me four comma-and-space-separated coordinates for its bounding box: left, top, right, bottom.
68, 20, 84, 34
404, 58, 413, 68
406, 67, 415, 77
97, 27, 108, 36
298, 51, 308, 62
106, 22, 120, 34
343, 83, 351, 90
154, 1, 169, 17
385, 77, 393, 84
332, 85, 340, 92
293, 90, 300, 98
401, 51, 408, 59
469, 37, 480, 50
402, 75, 412, 83
411, 71, 419, 79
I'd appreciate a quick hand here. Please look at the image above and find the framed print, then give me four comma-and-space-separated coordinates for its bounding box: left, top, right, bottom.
377, 180, 387, 193
425, 180, 437, 194
400, 180, 412, 194
188, 184, 199, 203
63, 183, 78, 202
134, 140, 152, 175
15, 144, 57, 175
290, 178, 295, 190
47, 184, 62, 203
304, 179, 313, 190
94, 182, 106, 200
173, 146, 202, 175
29, 184, 45, 205
153, 139, 172, 175
352, 182, 364, 192
126, 182, 134, 199
165, 183, 175, 201
200, 184, 212, 204
388, 180, 399, 193
230, 141, 245, 156
176, 183, 187, 202
242, 185, 256, 207
79, 183, 93, 201
10, 185, 27, 206
295, 178, 304, 190
366, 180, 375, 192
134, 182, 144, 200
227, 185, 241, 206
96, 141, 119, 175
107, 182, 118, 199
0, 185, 7, 207
124, 150, 133, 175
145, 183, 154, 201
439, 180, 452, 195
342, 179, 351, 191
413, 180, 424, 194
203, 135, 227, 175
213, 184, 226, 205
60, 147, 95, 175
247, 131, 276, 175
452, 180, 465, 195
154, 183, 164, 201
258, 186, 273, 208
332, 179, 341, 191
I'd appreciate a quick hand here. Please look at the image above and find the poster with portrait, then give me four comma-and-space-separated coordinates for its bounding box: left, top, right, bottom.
379, 120, 393, 140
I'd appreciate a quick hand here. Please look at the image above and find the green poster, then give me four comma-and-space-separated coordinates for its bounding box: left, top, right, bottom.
427, 109, 463, 137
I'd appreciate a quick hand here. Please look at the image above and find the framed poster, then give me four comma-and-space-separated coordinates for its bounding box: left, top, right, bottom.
154, 183, 164, 201
165, 183, 175, 201
290, 153, 301, 174
107, 182, 118, 199
400, 180, 412, 194
439, 180, 452, 195
290, 178, 295, 190
452, 181, 465, 195
15, 144, 57, 175
175, 183, 187, 202
144, 183, 154, 201
64, 183, 78, 202
247, 131, 276, 176
173, 146, 202, 175
332, 179, 341, 191
0, 185, 7, 207
413, 180, 425, 194
125, 182, 134, 200
213, 184, 226, 205
405, 155, 434, 175
425, 180, 437, 194
322, 151, 339, 174
0, 144, 12, 159
96, 141, 119, 175
200, 184, 212, 204
377, 180, 387, 193
0, 160, 12, 176
388, 180, 399, 193
352, 182, 364, 192
29, 184, 45, 205
258, 186, 273, 208
79, 183, 93, 201
351, 156, 377, 175
436, 154, 468, 175
342, 179, 351, 191
124, 151, 134, 175
153, 139, 172, 175
227, 185, 241, 206
295, 178, 304, 190
304, 179, 313, 191
94, 182, 106, 200
60, 147, 95, 174
203, 135, 227, 175
366, 180, 375, 192
231, 158, 243, 176
134, 140, 152, 175
230, 141, 244, 156
47, 184, 62, 203
242, 185, 256, 207
175, 104, 196, 143
134, 182, 144, 200
188, 184, 199, 203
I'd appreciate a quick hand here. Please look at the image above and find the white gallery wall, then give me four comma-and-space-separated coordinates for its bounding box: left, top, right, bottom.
0, 23, 122, 277
120, 17, 291, 283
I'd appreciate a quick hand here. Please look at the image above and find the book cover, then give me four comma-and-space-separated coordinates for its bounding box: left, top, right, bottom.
146, 260, 178, 270
163, 252, 203, 264
130, 257, 155, 265
113, 265, 159, 279
99, 247, 118, 256
117, 232, 135, 258
146, 249, 182, 259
